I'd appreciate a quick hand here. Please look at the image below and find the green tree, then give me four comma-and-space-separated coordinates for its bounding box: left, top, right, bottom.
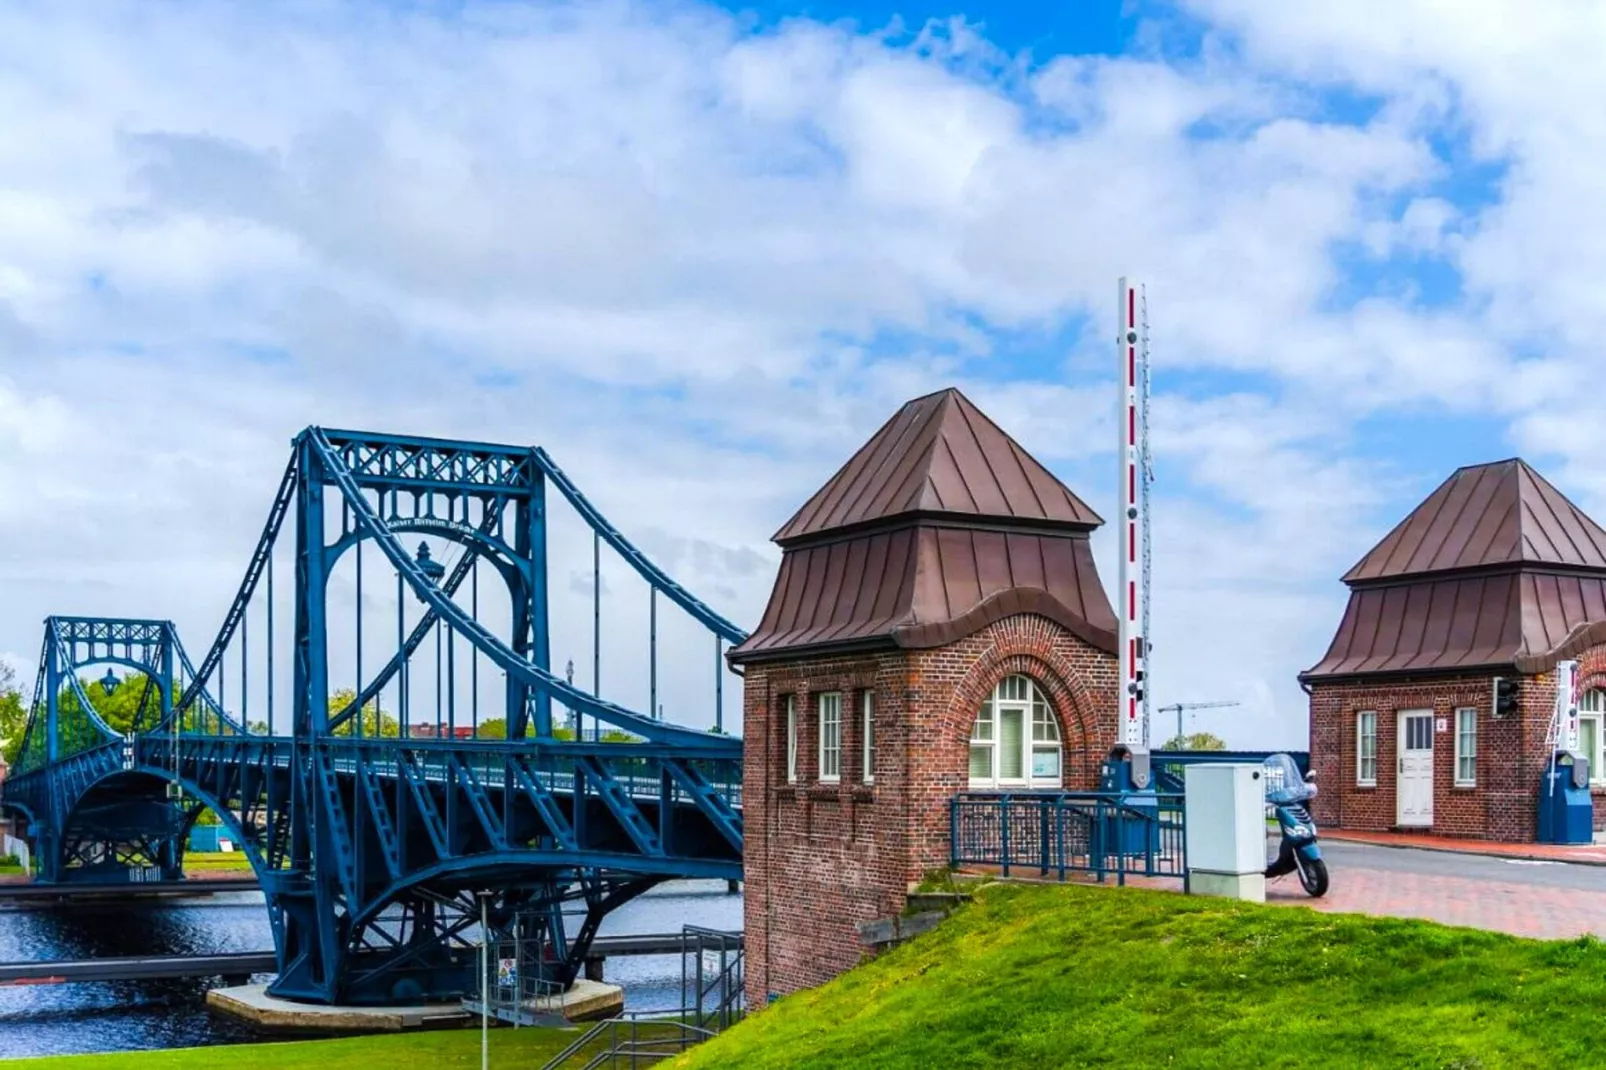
1161, 732, 1227, 752
328, 688, 401, 738
69, 673, 160, 735
54, 671, 222, 742
0, 661, 27, 768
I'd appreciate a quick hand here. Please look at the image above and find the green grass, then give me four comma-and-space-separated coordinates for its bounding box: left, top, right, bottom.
181, 851, 255, 873
674, 882, 1606, 1070
0, 863, 25, 876
1, 1025, 585, 1068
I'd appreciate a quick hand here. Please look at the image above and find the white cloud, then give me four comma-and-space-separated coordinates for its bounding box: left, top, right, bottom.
1186, 0, 1606, 483
0, 0, 1597, 750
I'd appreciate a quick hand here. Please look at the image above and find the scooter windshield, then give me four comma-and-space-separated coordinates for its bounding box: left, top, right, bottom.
1263, 753, 1316, 805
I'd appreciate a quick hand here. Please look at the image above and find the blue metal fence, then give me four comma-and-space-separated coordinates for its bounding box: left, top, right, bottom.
1151, 750, 1309, 795
949, 791, 1187, 886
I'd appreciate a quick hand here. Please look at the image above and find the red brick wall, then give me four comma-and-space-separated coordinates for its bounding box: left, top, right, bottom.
739, 613, 1118, 1006
1305, 654, 1606, 842
1573, 645, 1606, 832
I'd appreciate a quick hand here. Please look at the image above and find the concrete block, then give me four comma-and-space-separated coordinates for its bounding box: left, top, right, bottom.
207, 978, 624, 1032
1189, 870, 1265, 903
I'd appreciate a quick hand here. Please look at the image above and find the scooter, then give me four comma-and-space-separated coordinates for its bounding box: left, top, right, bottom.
1263, 752, 1328, 897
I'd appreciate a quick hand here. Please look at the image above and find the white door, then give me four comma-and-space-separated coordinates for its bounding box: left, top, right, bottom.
1397, 710, 1435, 827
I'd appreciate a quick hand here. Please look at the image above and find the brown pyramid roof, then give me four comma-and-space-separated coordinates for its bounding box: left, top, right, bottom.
1305, 459, 1606, 681
1343, 459, 1606, 583
731, 388, 1116, 664
773, 388, 1101, 545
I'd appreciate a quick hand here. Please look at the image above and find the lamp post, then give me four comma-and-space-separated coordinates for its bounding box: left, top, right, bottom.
416, 541, 446, 583
565, 660, 576, 738
479, 889, 491, 1070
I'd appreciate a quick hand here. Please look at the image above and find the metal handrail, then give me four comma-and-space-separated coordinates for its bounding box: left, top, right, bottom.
582, 1020, 715, 1069
542, 1018, 615, 1069
542, 1014, 716, 1070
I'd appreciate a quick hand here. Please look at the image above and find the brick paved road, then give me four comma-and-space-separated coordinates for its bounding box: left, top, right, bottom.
973, 841, 1606, 940
1266, 841, 1606, 940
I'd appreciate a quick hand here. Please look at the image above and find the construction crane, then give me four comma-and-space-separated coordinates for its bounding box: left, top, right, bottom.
1157, 701, 1241, 749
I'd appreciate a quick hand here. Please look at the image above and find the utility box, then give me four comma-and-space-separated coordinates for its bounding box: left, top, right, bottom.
1096, 752, 1160, 859
1183, 763, 1266, 903
1537, 751, 1594, 844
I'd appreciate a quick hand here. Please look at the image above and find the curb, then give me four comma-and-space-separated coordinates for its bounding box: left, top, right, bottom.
1324, 832, 1606, 868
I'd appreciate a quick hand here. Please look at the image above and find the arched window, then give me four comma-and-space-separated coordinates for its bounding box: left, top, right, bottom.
968, 675, 1061, 789
1579, 688, 1606, 786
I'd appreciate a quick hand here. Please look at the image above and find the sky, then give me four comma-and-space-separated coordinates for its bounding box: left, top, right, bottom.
2, 0, 1604, 749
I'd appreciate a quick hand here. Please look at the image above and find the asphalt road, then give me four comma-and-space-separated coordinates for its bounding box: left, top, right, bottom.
1321, 838, 1606, 891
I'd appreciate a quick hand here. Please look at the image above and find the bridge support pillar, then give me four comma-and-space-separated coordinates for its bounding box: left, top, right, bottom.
158, 837, 182, 882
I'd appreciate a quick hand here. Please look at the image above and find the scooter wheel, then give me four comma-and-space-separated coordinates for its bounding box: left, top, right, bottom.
1296, 856, 1329, 898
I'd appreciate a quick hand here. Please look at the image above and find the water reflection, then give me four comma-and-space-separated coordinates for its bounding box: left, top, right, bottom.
0, 881, 741, 1060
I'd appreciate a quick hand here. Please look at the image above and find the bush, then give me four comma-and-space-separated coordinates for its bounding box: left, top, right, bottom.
0, 854, 20, 867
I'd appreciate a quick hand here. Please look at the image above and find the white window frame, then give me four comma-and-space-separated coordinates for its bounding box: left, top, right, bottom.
1454, 706, 1477, 787
968, 675, 1060, 790
1579, 689, 1606, 786
818, 692, 841, 783
784, 694, 797, 784
861, 690, 874, 784
1356, 710, 1377, 787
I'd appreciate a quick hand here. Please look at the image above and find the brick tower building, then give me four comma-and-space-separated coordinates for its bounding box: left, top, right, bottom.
729, 387, 1120, 1004
1303, 458, 1606, 841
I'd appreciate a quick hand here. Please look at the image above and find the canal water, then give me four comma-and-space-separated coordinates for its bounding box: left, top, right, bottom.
0, 881, 742, 1060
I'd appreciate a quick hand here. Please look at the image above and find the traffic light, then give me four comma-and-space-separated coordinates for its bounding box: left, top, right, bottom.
1492, 676, 1517, 718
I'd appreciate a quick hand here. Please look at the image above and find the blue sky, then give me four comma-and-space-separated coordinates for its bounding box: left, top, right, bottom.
1, 0, 1604, 749
724, 0, 1140, 54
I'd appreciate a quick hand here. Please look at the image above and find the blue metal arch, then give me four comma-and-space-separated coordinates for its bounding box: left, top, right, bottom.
56, 763, 266, 878
59, 656, 169, 702
0, 797, 37, 827
324, 520, 525, 594
345, 853, 738, 933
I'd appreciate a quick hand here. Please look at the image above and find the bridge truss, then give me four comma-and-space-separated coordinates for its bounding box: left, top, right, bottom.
2, 428, 745, 1005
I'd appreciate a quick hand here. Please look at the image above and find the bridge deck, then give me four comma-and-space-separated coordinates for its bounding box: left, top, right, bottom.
0, 878, 261, 903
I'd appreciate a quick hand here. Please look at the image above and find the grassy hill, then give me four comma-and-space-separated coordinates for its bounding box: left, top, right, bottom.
674, 881, 1606, 1070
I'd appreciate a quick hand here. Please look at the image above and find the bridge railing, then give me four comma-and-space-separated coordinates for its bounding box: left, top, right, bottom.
267, 737, 743, 809
949, 791, 1186, 886
1150, 749, 1310, 796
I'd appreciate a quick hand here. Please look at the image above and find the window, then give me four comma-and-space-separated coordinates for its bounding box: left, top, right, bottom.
1030, 691, 1061, 779
1356, 711, 1377, 786
1580, 689, 1606, 786
861, 691, 875, 784
784, 694, 797, 784
968, 675, 1061, 789
818, 692, 841, 783
1454, 707, 1477, 786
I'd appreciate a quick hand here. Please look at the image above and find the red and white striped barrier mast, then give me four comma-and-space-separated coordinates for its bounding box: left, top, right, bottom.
1117, 277, 1152, 788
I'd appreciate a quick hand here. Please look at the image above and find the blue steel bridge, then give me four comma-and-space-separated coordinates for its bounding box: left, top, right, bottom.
0, 428, 745, 1006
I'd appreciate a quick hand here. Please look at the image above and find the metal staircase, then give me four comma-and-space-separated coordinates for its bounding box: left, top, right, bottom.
537, 926, 743, 1070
